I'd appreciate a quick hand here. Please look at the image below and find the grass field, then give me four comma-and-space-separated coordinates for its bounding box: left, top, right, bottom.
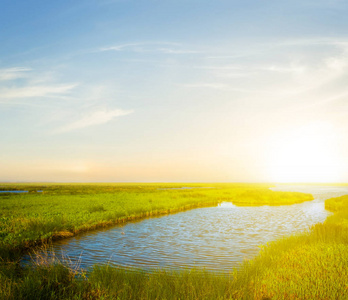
2, 183, 346, 299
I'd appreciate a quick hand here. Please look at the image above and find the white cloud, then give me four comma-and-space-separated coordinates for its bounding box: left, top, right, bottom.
0, 84, 77, 99
193, 37, 348, 100
0, 67, 31, 81
99, 42, 199, 55
54, 109, 133, 133
157, 48, 199, 54
260, 64, 306, 74
100, 43, 142, 52
181, 82, 256, 93
182, 83, 229, 90
325, 56, 348, 72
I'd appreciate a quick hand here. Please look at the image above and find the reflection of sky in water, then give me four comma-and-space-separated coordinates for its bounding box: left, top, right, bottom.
24, 186, 348, 272
0, 190, 28, 193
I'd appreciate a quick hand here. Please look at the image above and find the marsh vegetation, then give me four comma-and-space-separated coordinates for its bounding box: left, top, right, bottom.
0, 183, 347, 299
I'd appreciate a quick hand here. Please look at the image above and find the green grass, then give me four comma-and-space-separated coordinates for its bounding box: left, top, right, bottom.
232, 192, 348, 299
1, 182, 335, 300
227, 188, 313, 206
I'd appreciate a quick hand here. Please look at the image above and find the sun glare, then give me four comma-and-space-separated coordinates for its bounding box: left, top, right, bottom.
268, 122, 341, 183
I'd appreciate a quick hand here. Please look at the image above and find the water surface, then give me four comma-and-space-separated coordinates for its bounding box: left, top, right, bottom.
26, 185, 348, 272
0, 190, 28, 193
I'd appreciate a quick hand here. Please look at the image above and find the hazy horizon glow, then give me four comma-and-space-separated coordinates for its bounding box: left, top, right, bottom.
1, 1, 348, 183
267, 122, 342, 183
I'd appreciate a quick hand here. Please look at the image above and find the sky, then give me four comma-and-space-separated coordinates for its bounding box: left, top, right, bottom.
1, 0, 348, 183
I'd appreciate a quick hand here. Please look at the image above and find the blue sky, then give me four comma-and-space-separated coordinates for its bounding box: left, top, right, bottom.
1, 0, 348, 182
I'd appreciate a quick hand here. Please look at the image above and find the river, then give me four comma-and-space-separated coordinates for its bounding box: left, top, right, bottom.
24, 185, 348, 272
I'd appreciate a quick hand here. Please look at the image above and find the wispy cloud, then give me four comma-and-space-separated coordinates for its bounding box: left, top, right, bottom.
259, 64, 306, 74
99, 41, 199, 55
181, 83, 229, 90
181, 82, 262, 93
54, 109, 133, 133
100, 43, 142, 52
194, 37, 348, 99
0, 84, 77, 100
157, 48, 199, 54
0, 67, 31, 81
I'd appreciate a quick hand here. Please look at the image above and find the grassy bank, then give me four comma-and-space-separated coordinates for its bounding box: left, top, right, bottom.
235, 193, 348, 299
0, 183, 313, 260
0, 183, 322, 299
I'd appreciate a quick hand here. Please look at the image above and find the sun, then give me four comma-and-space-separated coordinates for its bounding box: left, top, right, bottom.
268, 122, 341, 183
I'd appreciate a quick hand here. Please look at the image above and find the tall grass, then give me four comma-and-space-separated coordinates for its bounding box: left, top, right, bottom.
234, 192, 348, 299
89, 266, 236, 300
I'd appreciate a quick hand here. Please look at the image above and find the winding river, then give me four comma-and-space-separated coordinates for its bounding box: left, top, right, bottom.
24, 185, 348, 272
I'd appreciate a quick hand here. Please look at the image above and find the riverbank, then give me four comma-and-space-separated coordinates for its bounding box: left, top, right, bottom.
0, 184, 338, 299
72, 193, 348, 299
0, 183, 313, 260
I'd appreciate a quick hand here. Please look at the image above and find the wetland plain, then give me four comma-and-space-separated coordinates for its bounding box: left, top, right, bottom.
1, 183, 348, 299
